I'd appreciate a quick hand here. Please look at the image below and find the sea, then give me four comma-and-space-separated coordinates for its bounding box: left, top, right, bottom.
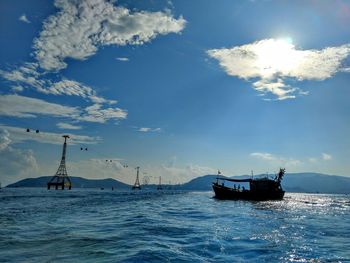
0, 188, 349, 263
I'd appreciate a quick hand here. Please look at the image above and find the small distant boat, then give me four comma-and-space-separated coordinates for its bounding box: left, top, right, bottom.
212, 168, 285, 201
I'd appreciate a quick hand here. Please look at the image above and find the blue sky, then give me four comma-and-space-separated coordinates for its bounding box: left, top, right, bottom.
1, 0, 350, 185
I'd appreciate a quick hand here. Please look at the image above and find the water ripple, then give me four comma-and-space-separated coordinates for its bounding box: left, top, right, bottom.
0, 189, 349, 262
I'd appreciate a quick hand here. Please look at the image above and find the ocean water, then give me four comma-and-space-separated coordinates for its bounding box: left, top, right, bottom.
0, 189, 349, 263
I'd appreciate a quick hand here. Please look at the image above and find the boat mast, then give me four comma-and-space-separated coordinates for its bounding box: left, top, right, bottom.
216, 169, 222, 183
157, 176, 162, 190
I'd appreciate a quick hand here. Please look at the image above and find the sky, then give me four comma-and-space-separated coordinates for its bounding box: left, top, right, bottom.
1, 0, 350, 186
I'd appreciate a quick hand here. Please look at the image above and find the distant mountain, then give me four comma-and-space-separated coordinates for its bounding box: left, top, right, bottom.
282, 173, 350, 194
180, 173, 350, 194
180, 175, 219, 191
6, 173, 350, 194
6, 176, 130, 189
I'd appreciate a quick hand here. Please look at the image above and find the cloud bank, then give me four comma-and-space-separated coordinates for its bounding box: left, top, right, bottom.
0, 147, 38, 183
0, 93, 126, 124
33, 0, 186, 71
68, 158, 216, 185
0, 129, 12, 151
208, 39, 350, 100
0, 125, 100, 145
0, 129, 39, 185
0, 63, 117, 105
0, 94, 79, 118
250, 151, 333, 169
0, 64, 128, 124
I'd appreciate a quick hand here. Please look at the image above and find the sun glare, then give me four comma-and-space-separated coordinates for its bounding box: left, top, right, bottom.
255, 38, 303, 77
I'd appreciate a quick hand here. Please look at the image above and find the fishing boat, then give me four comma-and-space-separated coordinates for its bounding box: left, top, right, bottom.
212, 168, 285, 201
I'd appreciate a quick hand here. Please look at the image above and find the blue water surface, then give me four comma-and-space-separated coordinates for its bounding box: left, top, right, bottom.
0, 188, 349, 262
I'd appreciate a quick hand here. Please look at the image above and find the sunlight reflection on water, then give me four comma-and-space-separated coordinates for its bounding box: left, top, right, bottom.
0, 189, 349, 262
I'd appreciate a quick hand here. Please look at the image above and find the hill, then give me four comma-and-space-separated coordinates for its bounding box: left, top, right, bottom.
6, 173, 350, 194
6, 176, 130, 189
180, 173, 350, 194
282, 173, 350, 194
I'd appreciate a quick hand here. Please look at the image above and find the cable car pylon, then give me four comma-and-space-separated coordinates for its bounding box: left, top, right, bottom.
132, 166, 141, 190
47, 135, 72, 190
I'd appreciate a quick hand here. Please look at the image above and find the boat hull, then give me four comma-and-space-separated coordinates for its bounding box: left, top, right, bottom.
212, 183, 284, 201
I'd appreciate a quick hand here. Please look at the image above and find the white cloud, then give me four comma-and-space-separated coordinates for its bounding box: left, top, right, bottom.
0, 67, 127, 123
116, 57, 129, 62
48, 79, 95, 98
0, 65, 115, 105
0, 128, 39, 185
141, 163, 217, 185
0, 129, 11, 151
19, 14, 31, 23
0, 94, 79, 118
0, 63, 44, 91
45, 78, 117, 105
0, 125, 101, 145
307, 153, 333, 163
322, 153, 332, 161
250, 152, 276, 161
250, 152, 301, 166
56, 122, 82, 130
0, 94, 127, 124
0, 146, 39, 185
11, 86, 24, 92
33, 0, 186, 71
80, 103, 127, 123
138, 127, 161, 132
207, 39, 350, 100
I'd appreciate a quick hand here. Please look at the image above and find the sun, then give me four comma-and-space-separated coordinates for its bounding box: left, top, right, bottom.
255, 38, 303, 78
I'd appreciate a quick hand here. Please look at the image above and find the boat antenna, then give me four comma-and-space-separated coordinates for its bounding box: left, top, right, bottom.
276, 168, 285, 183
251, 170, 254, 179
216, 169, 222, 183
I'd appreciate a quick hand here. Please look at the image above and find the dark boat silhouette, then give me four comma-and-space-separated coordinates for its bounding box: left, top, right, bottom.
212, 168, 285, 201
